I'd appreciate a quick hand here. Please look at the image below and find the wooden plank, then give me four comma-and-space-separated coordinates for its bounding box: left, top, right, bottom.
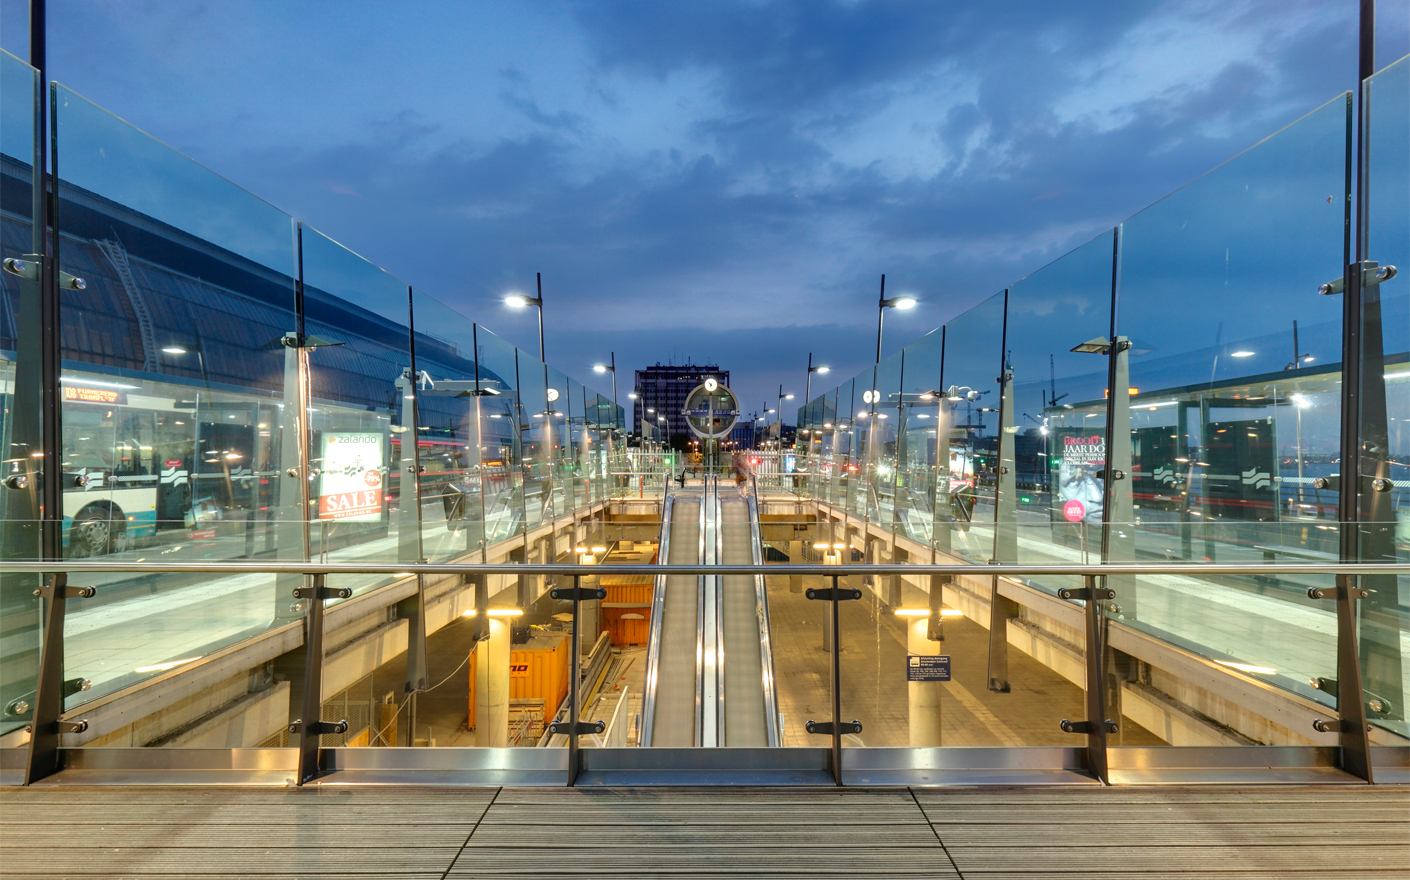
1, 876, 447, 880
492, 786, 913, 804
446, 847, 959, 875
465, 825, 941, 847
0, 805, 491, 825
944, 844, 1410, 872
913, 786, 1410, 805
0, 826, 477, 847
936, 822, 1404, 846
0, 787, 498, 805
477, 805, 927, 825
3, 848, 465, 874
920, 805, 1410, 823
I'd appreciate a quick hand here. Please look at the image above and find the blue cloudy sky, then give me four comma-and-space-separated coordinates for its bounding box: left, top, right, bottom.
2, 1, 1407, 419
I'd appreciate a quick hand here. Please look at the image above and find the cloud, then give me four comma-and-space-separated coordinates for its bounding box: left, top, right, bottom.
20, 0, 1400, 413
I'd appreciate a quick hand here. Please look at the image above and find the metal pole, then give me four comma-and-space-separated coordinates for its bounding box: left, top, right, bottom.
535, 272, 545, 363
1082, 574, 1110, 783
874, 275, 886, 365
1327, 0, 1377, 783
32, 0, 60, 565
830, 574, 843, 785
295, 574, 329, 785
23, 573, 74, 784
567, 574, 581, 786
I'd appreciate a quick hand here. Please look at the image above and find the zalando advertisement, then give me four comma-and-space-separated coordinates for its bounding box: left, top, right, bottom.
1054, 430, 1104, 525
318, 433, 385, 521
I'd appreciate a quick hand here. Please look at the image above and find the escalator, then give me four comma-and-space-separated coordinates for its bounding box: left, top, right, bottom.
641, 477, 779, 747
715, 480, 780, 746
640, 491, 702, 747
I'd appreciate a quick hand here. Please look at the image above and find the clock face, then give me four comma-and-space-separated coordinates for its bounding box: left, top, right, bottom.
683, 380, 740, 439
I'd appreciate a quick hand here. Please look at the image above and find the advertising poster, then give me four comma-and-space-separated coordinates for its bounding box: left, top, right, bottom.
1053, 429, 1104, 525
319, 433, 385, 521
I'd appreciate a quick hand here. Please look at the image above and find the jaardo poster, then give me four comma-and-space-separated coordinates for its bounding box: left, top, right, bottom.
318, 433, 385, 521
1052, 430, 1103, 525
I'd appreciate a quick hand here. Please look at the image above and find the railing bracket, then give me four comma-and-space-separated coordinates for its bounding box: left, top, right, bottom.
550, 586, 607, 601
57, 720, 89, 734
33, 584, 96, 599
549, 720, 605, 736
806, 720, 862, 735
1061, 718, 1117, 734
806, 587, 862, 601
292, 585, 353, 600
1058, 587, 1115, 601
1307, 586, 1368, 601
289, 719, 348, 736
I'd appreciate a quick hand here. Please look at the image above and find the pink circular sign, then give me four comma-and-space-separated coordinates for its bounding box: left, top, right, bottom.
1062, 499, 1086, 523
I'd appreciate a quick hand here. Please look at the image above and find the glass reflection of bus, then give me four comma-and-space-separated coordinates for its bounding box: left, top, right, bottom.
53, 372, 283, 557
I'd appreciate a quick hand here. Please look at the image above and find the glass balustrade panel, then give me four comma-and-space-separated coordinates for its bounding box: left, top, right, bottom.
1004, 229, 1115, 597
0, 50, 42, 738
50, 82, 299, 718
1359, 56, 1409, 742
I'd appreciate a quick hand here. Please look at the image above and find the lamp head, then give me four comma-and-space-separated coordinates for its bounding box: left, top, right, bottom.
504, 293, 532, 308
883, 295, 917, 310
1071, 336, 1111, 354
593, 363, 609, 373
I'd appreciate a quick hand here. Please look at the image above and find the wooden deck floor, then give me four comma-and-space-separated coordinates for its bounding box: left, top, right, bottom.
1, 784, 1406, 878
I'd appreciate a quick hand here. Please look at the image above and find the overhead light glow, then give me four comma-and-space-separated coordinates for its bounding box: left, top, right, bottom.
1231, 351, 1255, 358
135, 656, 203, 673
1215, 660, 1276, 675
161, 346, 188, 355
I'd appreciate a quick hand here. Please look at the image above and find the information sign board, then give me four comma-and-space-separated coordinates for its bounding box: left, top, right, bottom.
907, 655, 951, 682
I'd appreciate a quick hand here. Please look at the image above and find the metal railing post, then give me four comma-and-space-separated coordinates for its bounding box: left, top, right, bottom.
289, 573, 350, 785
830, 573, 843, 785
24, 572, 95, 785
1083, 574, 1110, 783
1057, 574, 1114, 783
568, 574, 581, 786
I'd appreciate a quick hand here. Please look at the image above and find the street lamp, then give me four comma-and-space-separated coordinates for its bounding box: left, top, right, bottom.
503, 272, 546, 362
775, 385, 795, 447
160, 338, 209, 387
593, 353, 618, 438
802, 353, 830, 456
875, 273, 917, 364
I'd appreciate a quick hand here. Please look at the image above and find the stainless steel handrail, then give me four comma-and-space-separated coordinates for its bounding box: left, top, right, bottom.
5, 561, 1404, 576
746, 487, 781, 747
638, 493, 674, 748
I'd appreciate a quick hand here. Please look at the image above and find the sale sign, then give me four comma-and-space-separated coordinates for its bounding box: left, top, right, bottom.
318, 433, 385, 521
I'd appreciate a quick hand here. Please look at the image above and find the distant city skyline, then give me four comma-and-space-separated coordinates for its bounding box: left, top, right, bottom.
4, 1, 1406, 420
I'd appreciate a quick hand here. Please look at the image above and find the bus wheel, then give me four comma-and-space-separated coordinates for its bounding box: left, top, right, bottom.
69, 508, 124, 558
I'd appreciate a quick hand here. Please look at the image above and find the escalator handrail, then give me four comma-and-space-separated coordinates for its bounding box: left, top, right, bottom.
638, 492, 674, 747
747, 481, 781, 747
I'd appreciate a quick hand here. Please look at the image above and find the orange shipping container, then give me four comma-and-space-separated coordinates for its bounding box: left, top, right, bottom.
468, 631, 571, 731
